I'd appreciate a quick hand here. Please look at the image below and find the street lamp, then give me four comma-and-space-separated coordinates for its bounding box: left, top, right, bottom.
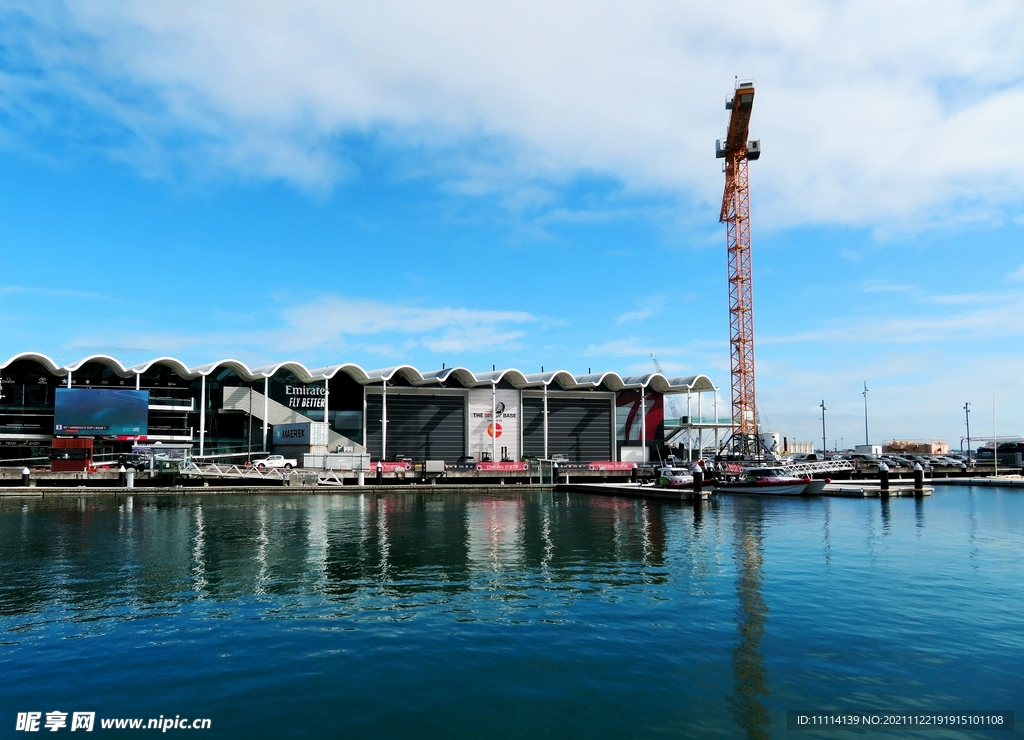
964, 402, 971, 462
820, 400, 826, 454
862, 382, 869, 446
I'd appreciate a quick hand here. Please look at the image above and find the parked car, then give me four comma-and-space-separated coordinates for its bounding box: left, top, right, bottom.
848, 454, 883, 467
793, 453, 826, 462
880, 455, 913, 469
902, 454, 934, 469
251, 454, 296, 470
117, 453, 150, 470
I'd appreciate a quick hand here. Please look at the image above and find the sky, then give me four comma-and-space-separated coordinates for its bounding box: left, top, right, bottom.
1, 0, 1023, 450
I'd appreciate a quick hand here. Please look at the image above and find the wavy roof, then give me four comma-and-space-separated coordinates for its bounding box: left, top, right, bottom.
0, 352, 717, 393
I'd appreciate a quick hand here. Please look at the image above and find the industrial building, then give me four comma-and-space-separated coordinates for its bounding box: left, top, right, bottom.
0, 353, 722, 466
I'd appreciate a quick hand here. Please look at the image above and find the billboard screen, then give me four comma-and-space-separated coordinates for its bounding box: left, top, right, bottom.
54, 389, 149, 436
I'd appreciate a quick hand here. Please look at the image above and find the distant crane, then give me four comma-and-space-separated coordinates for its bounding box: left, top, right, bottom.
716, 80, 761, 453
650, 353, 683, 422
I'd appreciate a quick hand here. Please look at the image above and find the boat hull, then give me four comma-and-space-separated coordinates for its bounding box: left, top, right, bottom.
657, 476, 694, 489
713, 482, 808, 495
802, 479, 828, 495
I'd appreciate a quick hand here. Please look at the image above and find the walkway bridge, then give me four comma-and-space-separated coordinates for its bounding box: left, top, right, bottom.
785, 460, 855, 476
182, 461, 358, 486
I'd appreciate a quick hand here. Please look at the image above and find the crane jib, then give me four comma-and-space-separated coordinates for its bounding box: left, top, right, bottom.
725, 87, 754, 155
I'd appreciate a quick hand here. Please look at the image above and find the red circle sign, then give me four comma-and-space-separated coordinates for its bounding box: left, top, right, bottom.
487, 422, 503, 438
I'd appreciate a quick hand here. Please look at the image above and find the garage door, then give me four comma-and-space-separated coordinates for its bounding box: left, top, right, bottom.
365, 394, 465, 462
522, 396, 612, 462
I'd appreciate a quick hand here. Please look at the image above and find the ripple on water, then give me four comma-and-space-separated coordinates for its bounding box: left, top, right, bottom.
1, 488, 1021, 739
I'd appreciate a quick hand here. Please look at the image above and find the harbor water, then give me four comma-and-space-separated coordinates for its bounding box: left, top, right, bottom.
1, 488, 1022, 738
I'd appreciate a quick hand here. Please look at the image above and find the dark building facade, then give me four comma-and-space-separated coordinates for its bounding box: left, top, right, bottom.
0, 353, 717, 466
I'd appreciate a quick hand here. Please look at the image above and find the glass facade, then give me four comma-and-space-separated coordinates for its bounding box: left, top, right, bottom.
0, 359, 61, 463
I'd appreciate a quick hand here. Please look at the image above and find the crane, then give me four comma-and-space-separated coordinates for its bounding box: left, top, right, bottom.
650, 353, 682, 422
716, 80, 761, 454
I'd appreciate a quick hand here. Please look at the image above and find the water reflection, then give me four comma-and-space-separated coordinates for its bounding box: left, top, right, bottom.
192, 502, 207, 596
0, 493, 696, 619
306, 499, 329, 592
727, 498, 772, 740
967, 489, 979, 571
467, 497, 524, 575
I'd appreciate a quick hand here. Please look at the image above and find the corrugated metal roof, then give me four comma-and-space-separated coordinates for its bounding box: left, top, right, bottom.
0, 352, 717, 393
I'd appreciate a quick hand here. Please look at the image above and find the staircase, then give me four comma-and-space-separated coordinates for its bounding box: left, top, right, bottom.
221, 386, 365, 453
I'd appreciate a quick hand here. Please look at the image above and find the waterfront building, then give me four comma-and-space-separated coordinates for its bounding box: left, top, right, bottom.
0, 353, 718, 465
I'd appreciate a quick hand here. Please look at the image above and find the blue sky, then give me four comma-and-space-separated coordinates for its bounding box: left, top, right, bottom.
1, 1, 1023, 449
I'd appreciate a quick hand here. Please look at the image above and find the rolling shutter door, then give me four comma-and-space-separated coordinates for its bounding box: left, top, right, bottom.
366, 394, 465, 461
522, 397, 612, 462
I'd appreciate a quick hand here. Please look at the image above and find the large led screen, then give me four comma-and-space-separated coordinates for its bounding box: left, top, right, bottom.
54, 389, 149, 436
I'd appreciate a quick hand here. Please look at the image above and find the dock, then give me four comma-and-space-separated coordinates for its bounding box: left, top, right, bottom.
818, 482, 933, 497
561, 482, 710, 501
0, 483, 556, 497
930, 476, 1024, 487
703, 482, 933, 497
4, 472, 1004, 500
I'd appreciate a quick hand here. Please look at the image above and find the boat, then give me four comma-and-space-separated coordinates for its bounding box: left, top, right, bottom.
656, 466, 694, 489
712, 467, 811, 495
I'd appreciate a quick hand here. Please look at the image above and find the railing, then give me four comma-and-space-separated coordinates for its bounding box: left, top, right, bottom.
664, 417, 733, 426
183, 461, 289, 481
0, 456, 50, 467
785, 460, 855, 475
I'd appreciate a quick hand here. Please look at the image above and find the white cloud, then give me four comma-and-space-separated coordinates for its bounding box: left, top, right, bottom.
2, 0, 1023, 228
616, 308, 652, 324
280, 296, 533, 341
59, 294, 535, 365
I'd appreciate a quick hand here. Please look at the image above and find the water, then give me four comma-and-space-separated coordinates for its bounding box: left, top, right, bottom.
1, 489, 1022, 739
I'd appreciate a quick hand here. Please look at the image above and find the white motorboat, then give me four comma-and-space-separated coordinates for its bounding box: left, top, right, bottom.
657, 466, 694, 489
712, 467, 810, 495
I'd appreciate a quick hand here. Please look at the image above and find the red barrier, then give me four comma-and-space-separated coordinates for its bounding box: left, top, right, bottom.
373, 461, 413, 473
475, 461, 529, 471
587, 461, 634, 471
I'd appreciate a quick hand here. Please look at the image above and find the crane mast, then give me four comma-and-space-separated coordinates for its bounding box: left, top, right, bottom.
716, 81, 761, 454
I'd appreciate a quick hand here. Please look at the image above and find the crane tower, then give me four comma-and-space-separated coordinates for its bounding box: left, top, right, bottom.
716, 81, 761, 453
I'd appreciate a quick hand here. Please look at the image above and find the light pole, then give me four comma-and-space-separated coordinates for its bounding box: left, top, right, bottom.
963, 402, 971, 462
862, 382, 869, 446
820, 400, 826, 454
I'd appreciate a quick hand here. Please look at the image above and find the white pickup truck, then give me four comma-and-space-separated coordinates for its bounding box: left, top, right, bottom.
251, 454, 297, 470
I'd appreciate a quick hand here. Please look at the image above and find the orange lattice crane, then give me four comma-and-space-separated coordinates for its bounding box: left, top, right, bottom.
716, 80, 761, 453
